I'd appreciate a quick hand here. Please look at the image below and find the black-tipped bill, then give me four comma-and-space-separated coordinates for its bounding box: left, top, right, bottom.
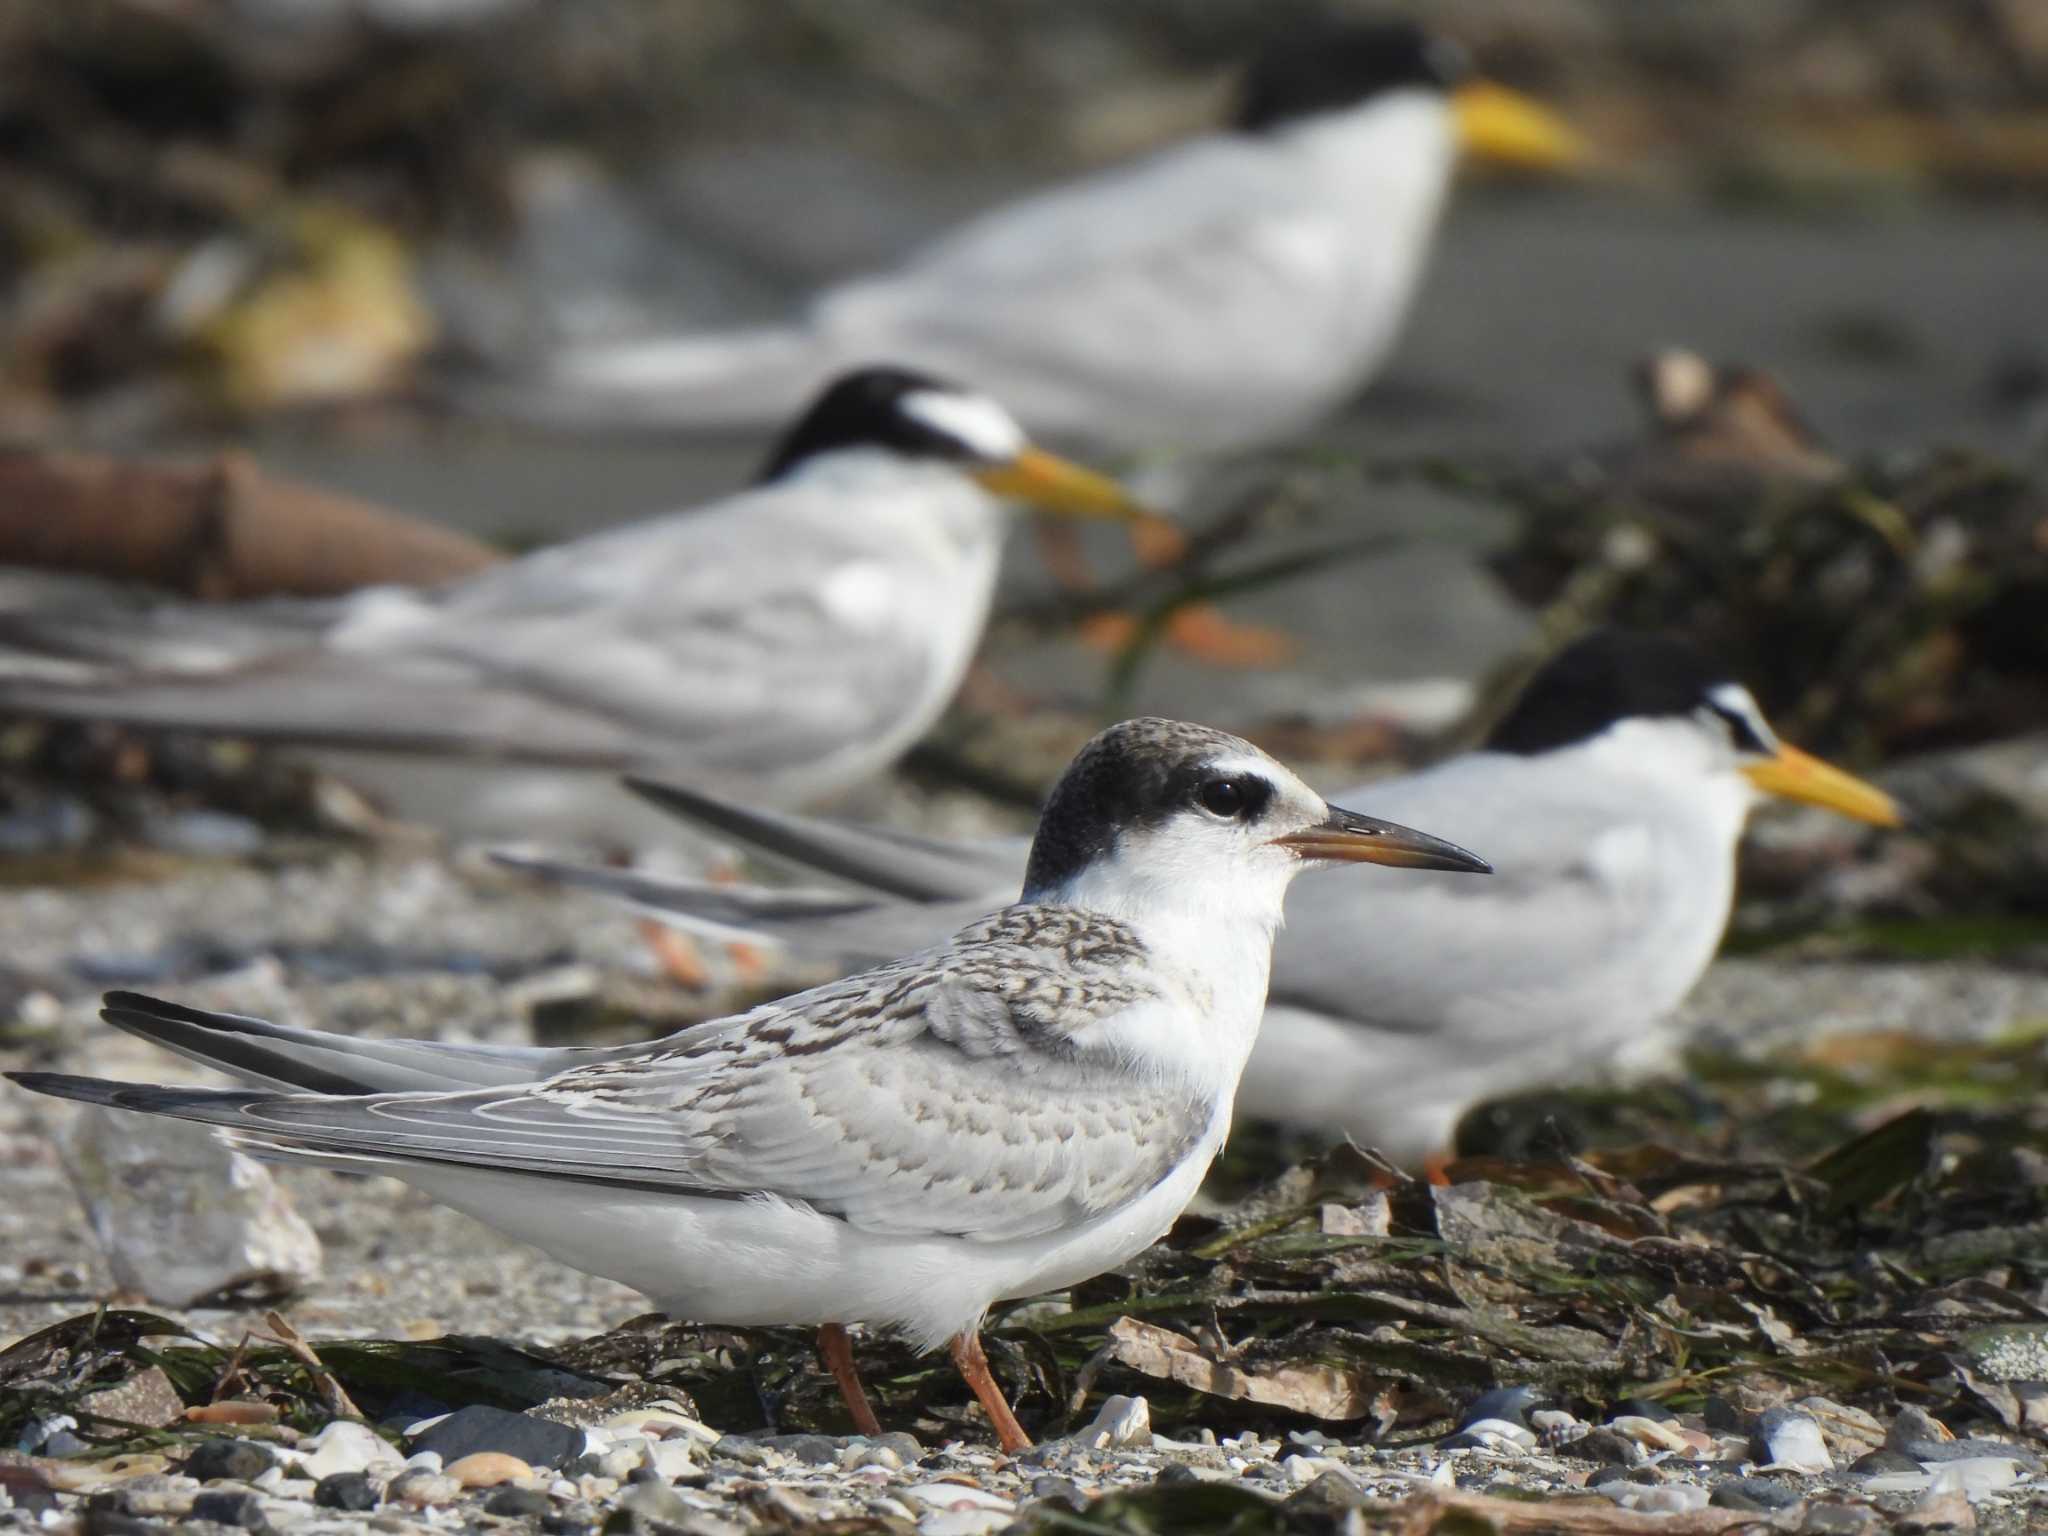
1272, 806, 1492, 873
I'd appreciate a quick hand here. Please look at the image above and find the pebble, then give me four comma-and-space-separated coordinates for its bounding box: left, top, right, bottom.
78, 1368, 186, 1430
56, 1109, 321, 1306
484, 1485, 553, 1518
1711, 1475, 1804, 1511
184, 1439, 278, 1483
1458, 1386, 1543, 1429
189, 1490, 267, 1528
409, 1405, 585, 1470
1070, 1395, 1151, 1450
1441, 1417, 1535, 1453
386, 1469, 463, 1507
313, 1471, 381, 1511
444, 1451, 536, 1488
749, 1432, 843, 1466
296, 1420, 404, 1480
1751, 1407, 1832, 1473
1567, 1427, 1643, 1466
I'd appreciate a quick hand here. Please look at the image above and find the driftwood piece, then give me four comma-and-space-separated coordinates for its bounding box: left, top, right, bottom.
0, 448, 502, 599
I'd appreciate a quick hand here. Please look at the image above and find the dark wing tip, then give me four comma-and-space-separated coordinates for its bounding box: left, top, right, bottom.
6, 1070, 132, 1107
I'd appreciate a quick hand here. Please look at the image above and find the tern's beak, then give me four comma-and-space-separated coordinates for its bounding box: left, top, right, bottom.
1741, 743, 1904, 828
1272, 805, 1493, 873
1452, 80, 1588, 171
973, 447, 1147, 521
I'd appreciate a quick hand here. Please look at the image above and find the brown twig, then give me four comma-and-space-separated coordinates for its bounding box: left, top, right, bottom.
263, 1311, 362, 1420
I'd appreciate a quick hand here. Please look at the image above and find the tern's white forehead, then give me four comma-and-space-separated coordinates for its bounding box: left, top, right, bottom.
900, 389, 1027, 462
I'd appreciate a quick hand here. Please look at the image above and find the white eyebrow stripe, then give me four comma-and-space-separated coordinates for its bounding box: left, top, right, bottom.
1707, 682, 1780, 750
900, 389, 1028, 461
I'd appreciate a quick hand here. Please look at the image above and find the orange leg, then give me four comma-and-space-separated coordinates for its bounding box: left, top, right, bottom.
948, 1331, 1031, 1453
817, 1323, 884, 1438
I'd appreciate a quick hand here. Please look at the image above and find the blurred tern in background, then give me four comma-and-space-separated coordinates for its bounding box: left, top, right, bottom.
511, 631, 1905, 1164
0, 367, 1145, 846
527, 22, 1585, 457
9, 718, 1489, 1449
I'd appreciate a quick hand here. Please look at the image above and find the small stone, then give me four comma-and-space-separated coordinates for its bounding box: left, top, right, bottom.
1851, 1448, 1924, 1475
1753, 1407, 1832, 1474
1568, 1427, 1643, 1466
58, 1110, 321, 1305
486, 1485, 554, 1518
408, 1405, 585, 1470
1441, 1418, 1535, 1453
387, 1469, 462, 1507
1911, 1487, 1977, 1530
78, 1367, 185, 1430
1285, 1469, 1368, 1510
619, 1478, 696, 1528
1713, 1475, 1803, 1510
647, 1438, 697, 1481
845, 1442, 902, 1471
314, 1471, 381, 1511
1070, 1395, 1150, 1450
1459, 1386, 1543, 1429
188, 1489, 268, 1529
1796, 1397, 1886, 1458
298, 1420, 404, 1479
445, 1451, 535, 1488
749, 1432, 841, 1465
185, 1439, 278, 1483
1319, 1194, 1390, 1236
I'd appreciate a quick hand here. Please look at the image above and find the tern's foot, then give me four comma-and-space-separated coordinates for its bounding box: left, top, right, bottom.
1078, 603, 1298, 668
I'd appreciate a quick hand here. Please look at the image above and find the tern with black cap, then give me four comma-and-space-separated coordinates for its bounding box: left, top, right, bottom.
0, 366, 1145, 845
7, 717, 1488, 1450
518, 631, 1906, 1165
526, 21, 1585, 455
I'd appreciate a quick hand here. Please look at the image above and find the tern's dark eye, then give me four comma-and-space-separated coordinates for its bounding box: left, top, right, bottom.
1703, 701, 1772, 755
1198, 777, 1252, 819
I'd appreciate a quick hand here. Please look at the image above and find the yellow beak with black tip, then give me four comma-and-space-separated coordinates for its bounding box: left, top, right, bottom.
1273, 806, 1493, 873
973, 448, 1148, 521
1741, 743, 1904, 828
1452, 80, 1588, 171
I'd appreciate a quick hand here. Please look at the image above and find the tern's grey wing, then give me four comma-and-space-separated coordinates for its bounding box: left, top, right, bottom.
492, 852, 982, 967
40, 908, 1201, 1244
625, 776, 1027, 901
819, 136, 1386, 442
1268, 753, 1689, 1030
0, 495, 955, 784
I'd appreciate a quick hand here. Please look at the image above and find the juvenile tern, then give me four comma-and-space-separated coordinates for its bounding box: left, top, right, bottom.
520, 631, 1905, 1165
530, 22, 1584, 455
7, 717, 1490, 1448
0, 367, 1143, 843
